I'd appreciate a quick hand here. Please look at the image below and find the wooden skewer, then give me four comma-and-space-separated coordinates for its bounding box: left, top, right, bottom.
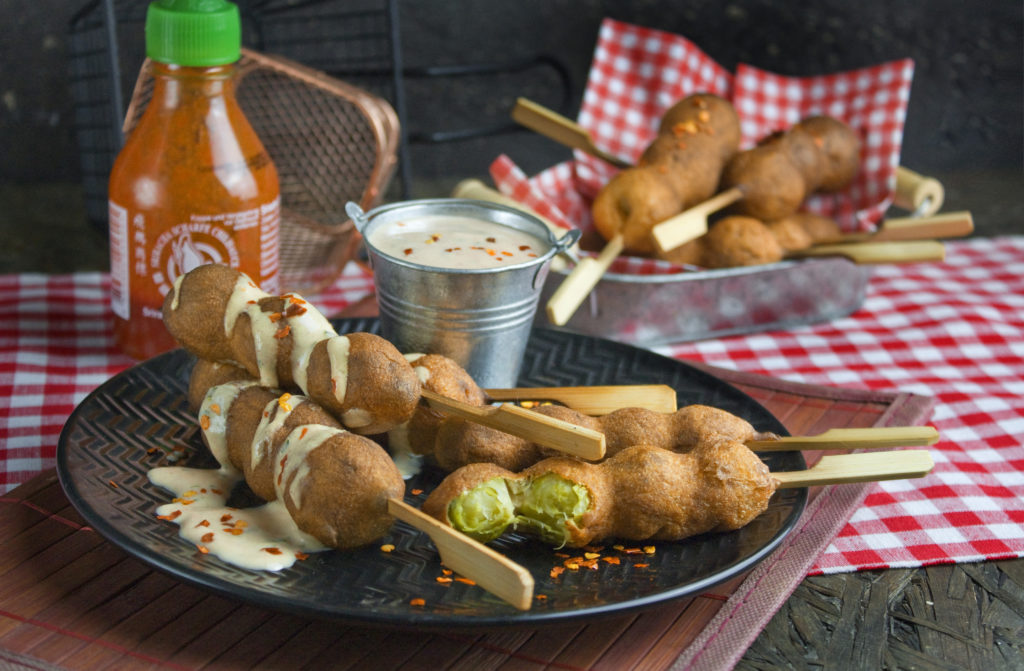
545, 233, 624, 326
785, 240, 946, 264
511, 97, 630, 168
651, 187, 743, 253
893, 166, 945, 216
828, 211, 973, 244
748, 426, 939, 451
773, 449, 934, 488
484, 384, 678, 415
387, 498, 535, 610
422, 390, 606, 460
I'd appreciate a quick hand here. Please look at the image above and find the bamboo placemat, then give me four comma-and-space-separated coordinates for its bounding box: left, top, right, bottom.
0, 365, 933, 671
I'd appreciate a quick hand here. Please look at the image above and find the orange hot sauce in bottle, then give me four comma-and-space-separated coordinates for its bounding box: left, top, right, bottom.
108, 0, 279, 360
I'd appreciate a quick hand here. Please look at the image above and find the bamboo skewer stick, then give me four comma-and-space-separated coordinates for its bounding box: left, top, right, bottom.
829, 211, 973, 244
785, 240, 946, 264
773, 450, 934, 488
511, 97, 630, 168
422, 390, 607, 461
748, 426, 939, 451
545, 233, 624, 326
387, 498, 535, 610
484, 384, 678, 414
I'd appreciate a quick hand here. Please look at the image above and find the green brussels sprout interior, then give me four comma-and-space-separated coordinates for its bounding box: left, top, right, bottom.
446, 477, 515, 542
513, 473, 590, 546
448, 472, 592, 546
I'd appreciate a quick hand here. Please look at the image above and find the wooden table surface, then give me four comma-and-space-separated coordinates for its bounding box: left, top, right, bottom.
741, 559, 1024, 669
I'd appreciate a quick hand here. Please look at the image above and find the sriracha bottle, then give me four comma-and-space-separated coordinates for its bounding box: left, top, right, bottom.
108, 0, 280, 359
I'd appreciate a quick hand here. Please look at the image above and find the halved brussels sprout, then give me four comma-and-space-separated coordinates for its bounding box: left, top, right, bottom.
446, 477, 515, 542
512, 473, 590, 547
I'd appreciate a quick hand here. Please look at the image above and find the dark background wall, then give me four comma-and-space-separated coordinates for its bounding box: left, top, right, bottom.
1, 0, 1021, 267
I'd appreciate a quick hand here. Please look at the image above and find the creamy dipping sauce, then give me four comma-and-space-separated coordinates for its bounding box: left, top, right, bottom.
367, 214, 548, 269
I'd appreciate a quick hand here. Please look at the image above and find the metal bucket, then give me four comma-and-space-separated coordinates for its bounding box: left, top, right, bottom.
348, 199, 581, 387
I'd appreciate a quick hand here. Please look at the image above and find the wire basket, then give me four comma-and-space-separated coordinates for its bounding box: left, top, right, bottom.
120, 49, 398, 294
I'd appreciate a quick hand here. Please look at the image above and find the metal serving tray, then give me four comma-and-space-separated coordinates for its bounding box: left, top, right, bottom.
534, 257, 871, 346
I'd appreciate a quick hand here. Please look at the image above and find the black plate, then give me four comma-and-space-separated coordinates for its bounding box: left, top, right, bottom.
57, 320, 806, 628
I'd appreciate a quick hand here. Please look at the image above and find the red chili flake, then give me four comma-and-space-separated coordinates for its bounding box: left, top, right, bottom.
634, 563, 650, 568
404, 248, 414, 256
455, 577, 476, 586
602, 556, 621, 565
554, 552, 570, 558
436, 576, 453, 585
527, 253, 538, 258
108, 480, 118, 489
211, 489, 224, 495
221, 514, 233, 522
262, 547, 284, 555
295, 552, 309, 560
210, 403, 221, 415
269, 312, 284, 322
502, 251, 513, 256
535, 594, 548, 600
411, 488, 423, 495
146, 447, 158, 454
285, 303, 308, 317
157, 511, 182, 521
201, 532, 215, 543
226, 528, 245, 536
518, 245, 532, 251
196, 519, 210, 528
623, 547, 644, 555
550, 566, 565, 579
200, 415, 211, 430
441, 569, 453, 576
486, 249, 496, 256
274, 325, 291, 339
196, 545, 209, 554
299, 427, 309, 440
410, 598, 426, 607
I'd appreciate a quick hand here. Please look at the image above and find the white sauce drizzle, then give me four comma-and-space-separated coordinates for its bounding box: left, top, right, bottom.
198, 381, 255, 474
170, 274, 185, 311
325, 336, 351, 404
148, 466, 326, 571
275, 424, 344, 513
285, 294, 337, 394
250, 395, 299, 470
384, 422, 422, 479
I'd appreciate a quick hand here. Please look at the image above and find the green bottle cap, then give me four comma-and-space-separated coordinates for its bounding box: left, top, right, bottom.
145, 0, 241, 67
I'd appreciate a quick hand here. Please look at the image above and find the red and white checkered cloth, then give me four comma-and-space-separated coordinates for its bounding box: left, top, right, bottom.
2, 238, 1023, 576
493, 18, 915, 274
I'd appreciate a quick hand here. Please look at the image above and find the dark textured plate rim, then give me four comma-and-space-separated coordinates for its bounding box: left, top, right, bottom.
57, 324, 807, 628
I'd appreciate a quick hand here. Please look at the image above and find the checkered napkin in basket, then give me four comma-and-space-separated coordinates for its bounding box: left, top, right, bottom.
491, 18, 915, 274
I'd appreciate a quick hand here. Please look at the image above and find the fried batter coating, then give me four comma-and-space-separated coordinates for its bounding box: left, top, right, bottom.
764, 216, 814, 252
796, 116, 861, 191
778, 212, 843, 243
392, 353, 488, 457
591, 93, 741, 255
721, 144, 808, 221
198, 381, 404, 549
424, 441, 776, 547
592, 166, 684, 255
187, 359, 251, 412
701, 216, 784, 268
164, 264, 421, 435
430, 403, 773, 472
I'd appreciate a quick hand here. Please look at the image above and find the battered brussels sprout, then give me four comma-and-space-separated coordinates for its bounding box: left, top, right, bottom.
513, 473, 590, 547
446, 477, 515, 542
